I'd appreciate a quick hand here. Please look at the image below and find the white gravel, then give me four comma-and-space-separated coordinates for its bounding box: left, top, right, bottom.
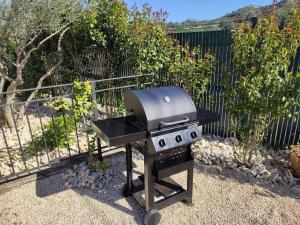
1, 148, 300, 225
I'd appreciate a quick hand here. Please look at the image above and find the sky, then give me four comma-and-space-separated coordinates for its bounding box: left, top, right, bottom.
124, 0, 273, 22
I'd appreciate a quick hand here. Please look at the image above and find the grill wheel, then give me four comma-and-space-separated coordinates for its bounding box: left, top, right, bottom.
144, 209, 161, 225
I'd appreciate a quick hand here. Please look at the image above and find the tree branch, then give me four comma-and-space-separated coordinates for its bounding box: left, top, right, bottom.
0, 47, 17, 67
20, 22, 72, 69
0, 61, 12, 82
23, 27, 70, 105
24, 29, 43, 50
0, 74, 13, 82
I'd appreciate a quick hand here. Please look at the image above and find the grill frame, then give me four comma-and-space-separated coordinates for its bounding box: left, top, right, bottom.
92, 87, 220, 225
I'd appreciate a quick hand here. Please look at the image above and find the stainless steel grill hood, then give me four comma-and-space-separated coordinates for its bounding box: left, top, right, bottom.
124, 86, 197, 131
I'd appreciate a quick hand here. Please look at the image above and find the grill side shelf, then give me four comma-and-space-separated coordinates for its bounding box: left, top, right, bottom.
197, 108, 221, 125
92, 117, 147, 146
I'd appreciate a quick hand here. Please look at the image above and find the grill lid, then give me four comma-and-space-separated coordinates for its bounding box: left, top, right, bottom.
124, 86, 197, 131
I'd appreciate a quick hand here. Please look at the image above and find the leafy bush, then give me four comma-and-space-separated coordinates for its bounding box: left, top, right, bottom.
45, 80, 95, 120
224, 8, 300, 165
128, 4, 173, 75
27, 114, 76, 156
88, 156, 109, 172
167, 45, 215, 105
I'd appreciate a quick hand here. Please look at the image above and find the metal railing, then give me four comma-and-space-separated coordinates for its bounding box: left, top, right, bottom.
0, 74, 159, 183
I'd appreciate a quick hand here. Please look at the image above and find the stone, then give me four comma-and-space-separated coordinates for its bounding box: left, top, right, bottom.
227, 163, 237, 170
61, 160, 115, 190
270, 168, 278, 174
240, 166, 251, 174
250, 169, 258, 177
215, 158, 221, 165
272, 173, 281, 183
259, 169, 272, 178
285, 170, 294, 180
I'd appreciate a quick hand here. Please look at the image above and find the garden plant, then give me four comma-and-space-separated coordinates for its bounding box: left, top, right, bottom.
224, 6, 300, 166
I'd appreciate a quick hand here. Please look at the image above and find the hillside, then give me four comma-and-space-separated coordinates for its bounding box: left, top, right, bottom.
168, 0, 297, 32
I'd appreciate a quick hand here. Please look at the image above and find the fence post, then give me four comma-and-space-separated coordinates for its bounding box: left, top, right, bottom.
90, 81, 103, 161
91, 81, 98, 121
251, 16, 258, 28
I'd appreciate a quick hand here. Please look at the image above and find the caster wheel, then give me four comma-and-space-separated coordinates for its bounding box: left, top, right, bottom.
144, 209, 161, 225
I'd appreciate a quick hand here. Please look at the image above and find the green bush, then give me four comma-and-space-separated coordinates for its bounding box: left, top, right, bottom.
27, 114, 76, 156
224, 8, 300, 165
167, 45, 215, 105
88, 156, 109, 172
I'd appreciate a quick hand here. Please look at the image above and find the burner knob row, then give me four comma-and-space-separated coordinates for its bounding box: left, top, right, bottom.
158, 131, 198, 148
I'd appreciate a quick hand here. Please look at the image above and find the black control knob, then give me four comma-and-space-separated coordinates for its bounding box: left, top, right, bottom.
190, 131, 198, 139
158, 139, 166, 147
175, 135, 182, 143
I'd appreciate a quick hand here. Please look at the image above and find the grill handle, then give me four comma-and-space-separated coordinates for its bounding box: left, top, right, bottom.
159, 117, 190, 127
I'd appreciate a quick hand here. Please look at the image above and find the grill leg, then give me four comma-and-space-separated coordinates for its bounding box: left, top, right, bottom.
186, 145, 194, 205
186, 167, 194, 205
97, 137, 103, 161
124, 143, 133, 197
144, 152, 155, 211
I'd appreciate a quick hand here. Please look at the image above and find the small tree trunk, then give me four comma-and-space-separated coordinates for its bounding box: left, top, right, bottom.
3, 81, 18, 127
16, 27, 69, 126
0, 61, 9, 125
16, 61, 61, 126
0, 77, 5, 126
0, 77, 4, 102
3, 64, 24, 127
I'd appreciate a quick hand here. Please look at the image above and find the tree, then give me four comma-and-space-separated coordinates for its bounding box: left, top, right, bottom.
224, 7, 300, 166
83, 0, 129, 68
0, 0, 82, 127
127, 4, 173, 75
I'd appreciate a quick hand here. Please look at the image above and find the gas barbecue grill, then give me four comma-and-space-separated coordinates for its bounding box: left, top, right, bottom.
92, 86, 220, 225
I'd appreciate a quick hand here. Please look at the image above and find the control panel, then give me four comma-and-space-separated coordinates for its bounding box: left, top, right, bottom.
148, 127, 201, 153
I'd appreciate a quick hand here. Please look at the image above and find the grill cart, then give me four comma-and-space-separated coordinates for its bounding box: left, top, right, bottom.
92, 86, 220, 225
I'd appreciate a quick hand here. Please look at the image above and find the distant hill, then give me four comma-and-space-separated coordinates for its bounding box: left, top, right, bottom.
167, 0, 297, 32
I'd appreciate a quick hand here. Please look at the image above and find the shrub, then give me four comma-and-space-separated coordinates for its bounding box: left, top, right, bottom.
224, 7, 300, 165
167, 45, 215, 105
88, 156, 109, 172
27, 114, 76, 156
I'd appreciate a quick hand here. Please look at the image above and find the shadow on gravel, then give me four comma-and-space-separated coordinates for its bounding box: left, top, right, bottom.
194, 162, 300, 200
35, 151, 144, 225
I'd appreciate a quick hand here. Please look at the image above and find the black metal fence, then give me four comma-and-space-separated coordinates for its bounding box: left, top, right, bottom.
0, 74, 160, 183
0, 29, 299, 182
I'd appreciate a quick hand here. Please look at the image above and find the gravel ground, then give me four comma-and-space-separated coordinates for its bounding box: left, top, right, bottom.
0, 150, 300, 225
